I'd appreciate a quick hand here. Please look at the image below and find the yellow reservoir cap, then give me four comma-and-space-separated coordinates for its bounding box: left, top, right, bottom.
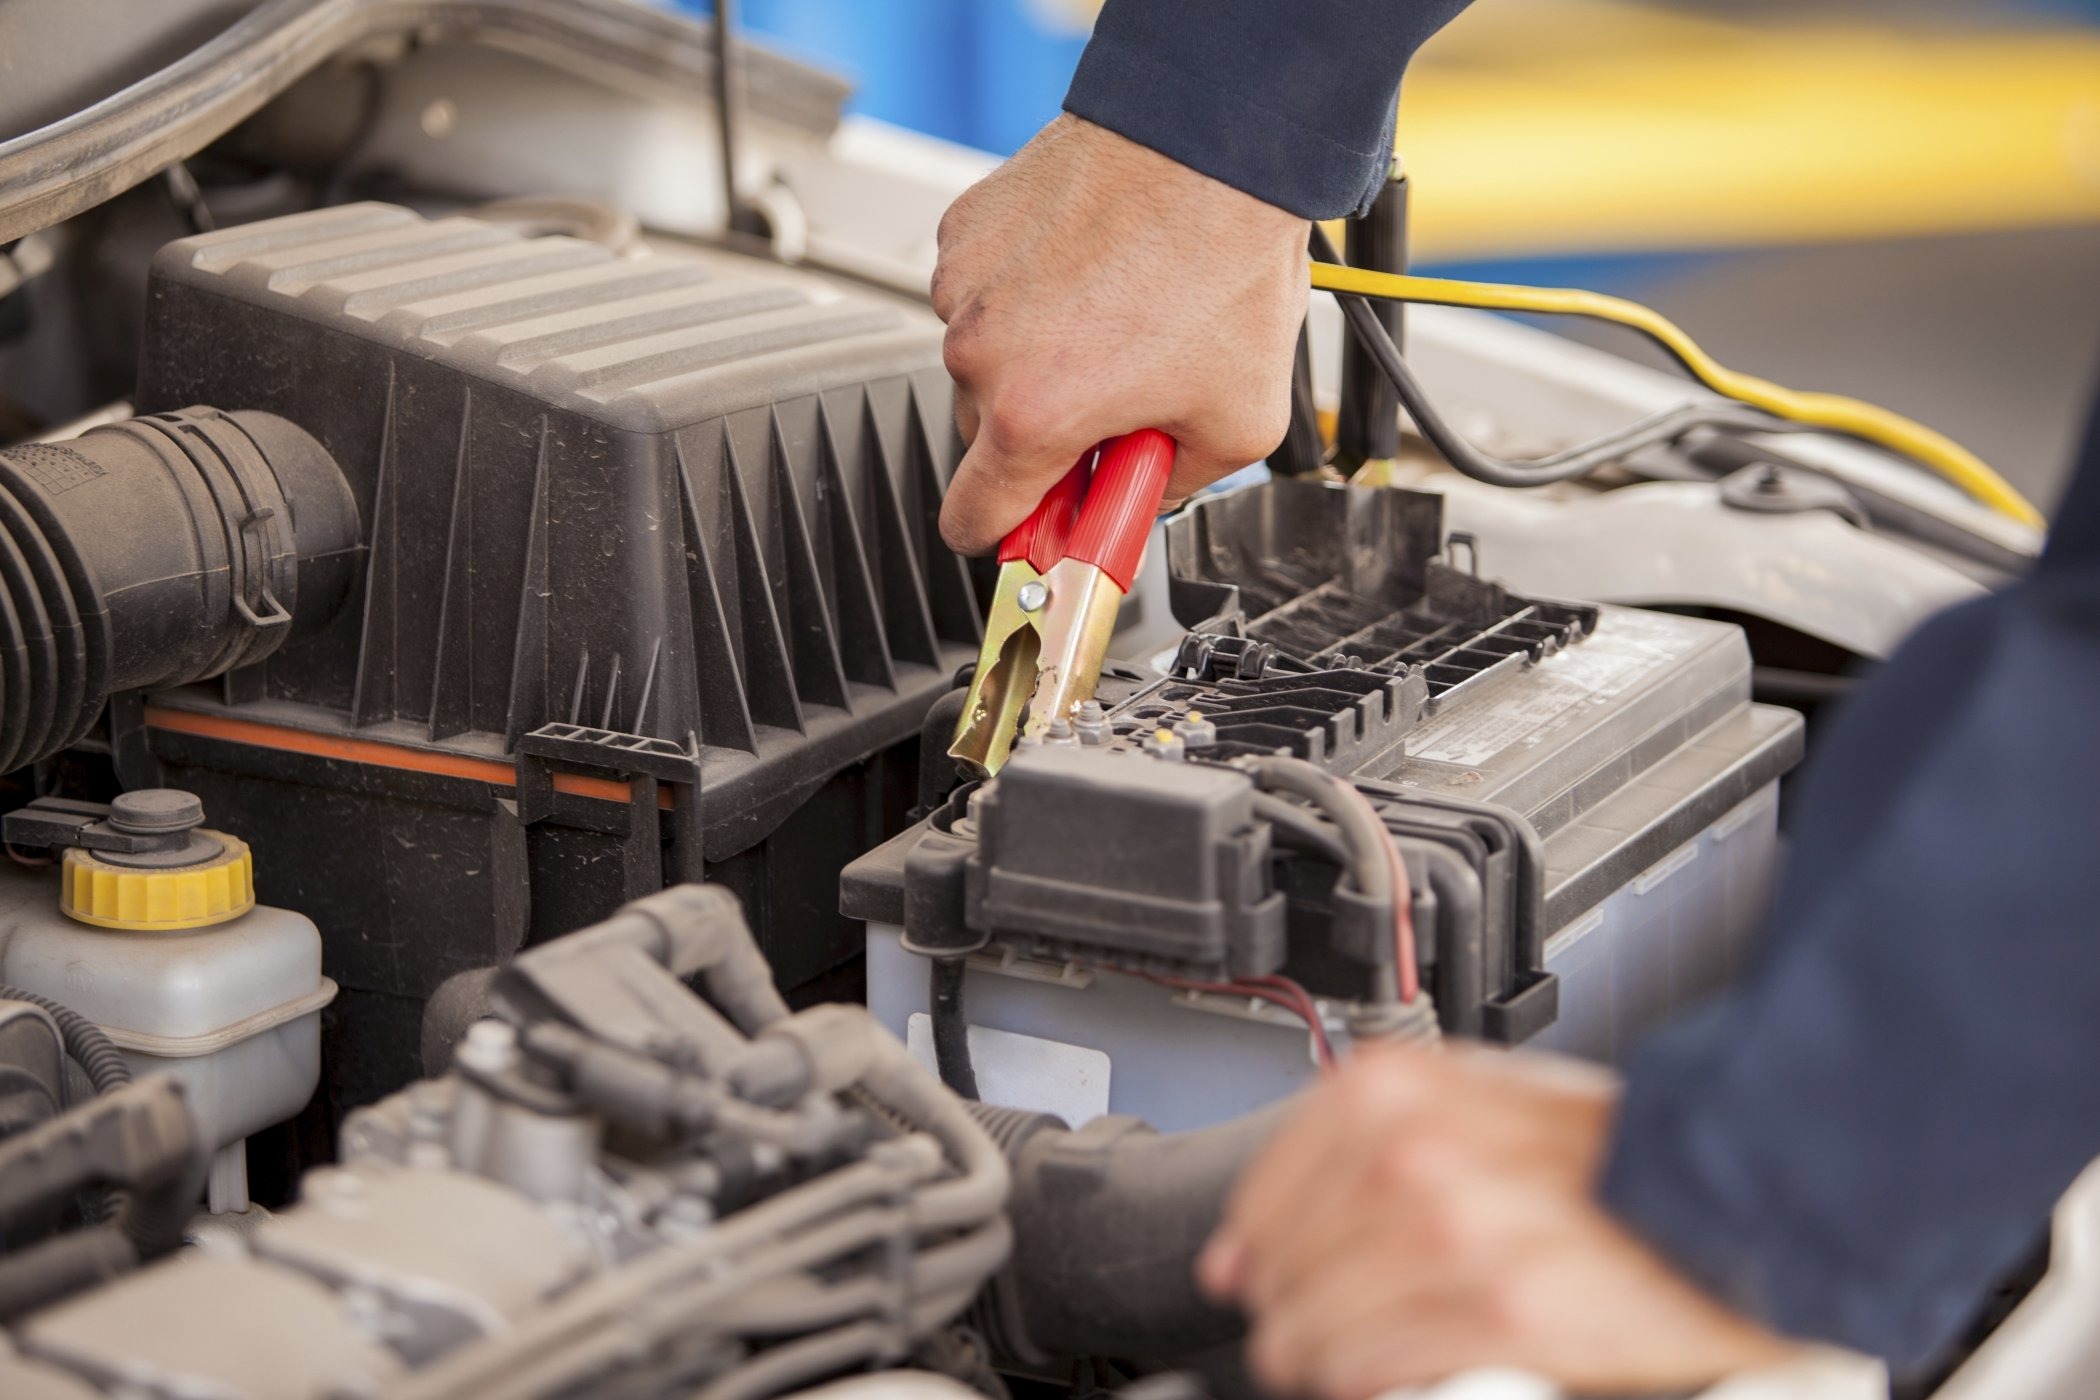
60, 831, 255, 931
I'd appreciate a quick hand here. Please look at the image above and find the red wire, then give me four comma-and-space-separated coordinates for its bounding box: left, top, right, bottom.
1242, 973, 1337, 1067
1377, 814, 1420, 1003
1139, 971, 1337, 1069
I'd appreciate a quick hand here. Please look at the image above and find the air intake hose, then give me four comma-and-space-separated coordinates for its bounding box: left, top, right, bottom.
0, 407, 359, 775
968, 1100, 1288, 1363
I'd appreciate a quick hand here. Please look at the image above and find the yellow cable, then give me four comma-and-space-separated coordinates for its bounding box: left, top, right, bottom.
1309, 261, 2044, 530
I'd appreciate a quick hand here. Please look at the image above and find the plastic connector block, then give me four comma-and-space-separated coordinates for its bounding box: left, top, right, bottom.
964, 748, 1285, 979
1086, 478, 1598, 772
1118, 663, 1428, 770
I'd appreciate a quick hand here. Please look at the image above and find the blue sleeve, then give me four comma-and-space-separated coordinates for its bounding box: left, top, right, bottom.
1062, 0, 1473, 219
1601, 407, 2100, 1374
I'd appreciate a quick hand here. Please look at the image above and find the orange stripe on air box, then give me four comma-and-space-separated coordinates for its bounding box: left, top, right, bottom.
142, 707, 678, 809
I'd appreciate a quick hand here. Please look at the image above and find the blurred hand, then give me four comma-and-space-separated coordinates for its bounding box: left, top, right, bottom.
1199, 1044, 1799, 1398
932, 113, 1310, 554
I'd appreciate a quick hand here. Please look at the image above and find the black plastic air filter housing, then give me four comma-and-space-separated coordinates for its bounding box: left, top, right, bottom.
129, 203, 980, 1109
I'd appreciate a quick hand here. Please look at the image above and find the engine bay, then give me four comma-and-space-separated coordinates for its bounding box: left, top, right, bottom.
0, 194, 1803, 1398
0, 5, 2050, 1398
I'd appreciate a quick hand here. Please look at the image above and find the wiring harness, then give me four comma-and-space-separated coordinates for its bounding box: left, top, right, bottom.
1129, 755, 1430, 1073
931, 750, 1434, 1092
1306, 230, 2043, 529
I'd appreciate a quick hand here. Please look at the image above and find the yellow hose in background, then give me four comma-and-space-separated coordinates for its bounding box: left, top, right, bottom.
1309, 260, 2045, 530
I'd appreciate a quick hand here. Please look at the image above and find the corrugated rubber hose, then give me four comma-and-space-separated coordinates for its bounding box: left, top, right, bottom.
0, 984, 129, 1095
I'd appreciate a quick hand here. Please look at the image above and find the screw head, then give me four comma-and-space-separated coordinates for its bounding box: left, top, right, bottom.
1016, 580, 1049, 613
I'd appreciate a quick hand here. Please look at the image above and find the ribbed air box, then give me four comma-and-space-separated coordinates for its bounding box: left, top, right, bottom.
129, 204, 980, 1110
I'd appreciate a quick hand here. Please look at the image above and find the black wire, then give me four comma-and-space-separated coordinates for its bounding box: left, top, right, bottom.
0, 986, 134, 1225
1269, 318, 1326, 478
1686, 435, 2030, 578
711, 0, 766, 239
1246, 755, 1413, 1003
161, 162, 215, 234
1308, 226, 1820, 488
1244, 758, 1391, 915
1250, 791, 1352, 867
316, 61, 389, 208
0, 985, 131, 1096
1752, 665, 1860, 705
928, 958, 979, 1100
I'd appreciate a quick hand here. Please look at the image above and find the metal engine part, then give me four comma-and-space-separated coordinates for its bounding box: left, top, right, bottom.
2, 885, 1016, 1400
0, 884, 1278, 1400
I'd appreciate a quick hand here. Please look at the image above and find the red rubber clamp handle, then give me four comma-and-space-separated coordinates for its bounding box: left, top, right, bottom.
1067, 429, 1177, 591
998, 458, 1090, 574
995, 430, 1178, 589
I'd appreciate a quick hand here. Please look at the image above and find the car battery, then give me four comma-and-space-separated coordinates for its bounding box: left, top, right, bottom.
847, 480, 1801, 1131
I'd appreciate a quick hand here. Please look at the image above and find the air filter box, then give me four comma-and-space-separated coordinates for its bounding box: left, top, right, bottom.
128, 204, 981, 1108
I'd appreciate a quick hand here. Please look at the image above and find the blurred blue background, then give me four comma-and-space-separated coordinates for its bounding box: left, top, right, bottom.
707, 0, 1093, 157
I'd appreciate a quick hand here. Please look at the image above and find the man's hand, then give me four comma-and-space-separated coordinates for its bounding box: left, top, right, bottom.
932, 114, 1310, 555
1198, 1045, 1799, 1397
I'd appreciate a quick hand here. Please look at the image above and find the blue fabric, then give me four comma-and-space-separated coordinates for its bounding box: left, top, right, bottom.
1062, 0, 1470, 219
1602, 405, 2100, 1373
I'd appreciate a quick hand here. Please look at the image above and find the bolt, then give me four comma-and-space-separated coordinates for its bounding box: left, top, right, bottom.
1073, 699, 1111, 746
1173, 709, 1218, 750
1044, 716, 1077, 745
1143, 727, 1187, 762
1016, 580, 1049, 613
457, 1019, 519, 1075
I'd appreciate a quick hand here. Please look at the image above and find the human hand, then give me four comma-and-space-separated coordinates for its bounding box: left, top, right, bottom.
1198, 1044, 1799, 1397
931, 113, 1310, 554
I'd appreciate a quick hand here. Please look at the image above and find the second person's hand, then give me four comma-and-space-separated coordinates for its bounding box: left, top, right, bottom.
1198, 1044, 1799, 1397
932, 113, 1311, 555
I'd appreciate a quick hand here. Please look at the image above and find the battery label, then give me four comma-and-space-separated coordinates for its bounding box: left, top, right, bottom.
1403, 610, 1690, 768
